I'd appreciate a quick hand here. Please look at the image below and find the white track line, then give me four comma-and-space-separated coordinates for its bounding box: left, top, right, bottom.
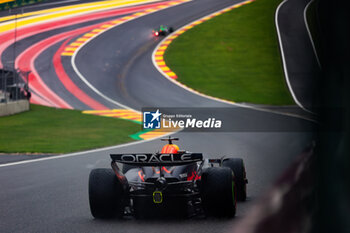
304, 0, 321, 68
71, 0, 191, 114
0, 131, 176, 168
71, 58, 138, 112
0, 0, 314, 168
275, 0, 314, 114
0, 1, 192, 168
152, 0, 317, 122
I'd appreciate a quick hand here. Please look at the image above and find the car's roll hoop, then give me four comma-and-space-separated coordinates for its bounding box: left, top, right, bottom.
160, 136, 179, 144
110, 152, 203, 166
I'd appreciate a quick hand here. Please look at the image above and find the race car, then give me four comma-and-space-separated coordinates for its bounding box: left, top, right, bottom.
88, 137, 247, 219
152, 25, 174, 37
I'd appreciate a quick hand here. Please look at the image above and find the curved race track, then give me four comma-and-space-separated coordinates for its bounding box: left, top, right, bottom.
0, 0, 315, 232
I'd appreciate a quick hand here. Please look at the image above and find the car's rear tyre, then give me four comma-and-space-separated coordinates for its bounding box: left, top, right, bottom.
222, 158, 247, 201
89, 168, 126, 219
200, 167, 236, 217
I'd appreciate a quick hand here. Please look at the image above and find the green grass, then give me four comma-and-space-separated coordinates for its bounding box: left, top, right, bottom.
0, 105, 140, 153
164, 0, 294, 105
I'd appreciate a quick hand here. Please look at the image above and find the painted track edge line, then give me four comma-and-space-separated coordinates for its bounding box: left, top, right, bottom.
71, 0, 192, 114
0, 131, 177, 168
304, 0, 321, 68
275, 0, 314, 114
151, 0, 317, 122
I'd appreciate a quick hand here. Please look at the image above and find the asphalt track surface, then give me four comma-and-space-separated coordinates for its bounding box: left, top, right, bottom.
276, 0, 321, 111
0, 0, 315, 232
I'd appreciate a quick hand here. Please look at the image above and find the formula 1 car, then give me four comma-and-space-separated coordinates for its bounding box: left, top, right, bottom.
88, 137, 247, 219
152, 25, 174, 37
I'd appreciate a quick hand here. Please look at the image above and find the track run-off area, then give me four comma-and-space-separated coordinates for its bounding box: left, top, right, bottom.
0, 0, 189, 109
1, 0, 191, 140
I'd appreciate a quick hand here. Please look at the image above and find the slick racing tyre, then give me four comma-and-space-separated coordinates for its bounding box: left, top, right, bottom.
169, 27, 174, 33
89, 168, 126, 219
222, 158, 247, 201
200, 167, 236, 217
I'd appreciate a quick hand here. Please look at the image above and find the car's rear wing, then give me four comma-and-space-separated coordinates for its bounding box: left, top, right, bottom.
110, 152, 203, 166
